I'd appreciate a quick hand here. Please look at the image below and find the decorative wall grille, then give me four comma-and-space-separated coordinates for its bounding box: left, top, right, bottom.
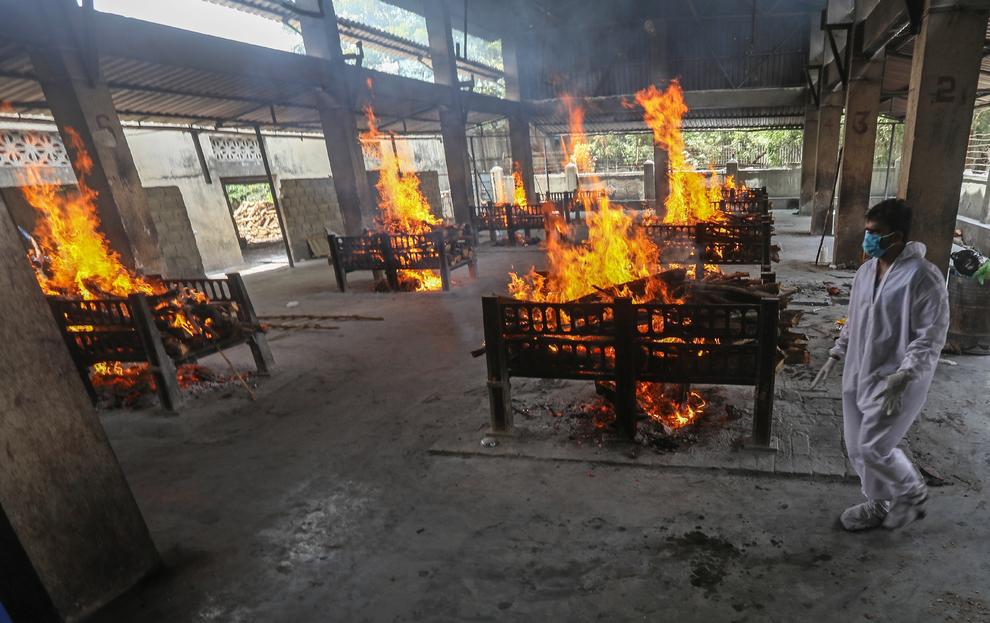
0, 130, 70, 168
209, 135, 261, 161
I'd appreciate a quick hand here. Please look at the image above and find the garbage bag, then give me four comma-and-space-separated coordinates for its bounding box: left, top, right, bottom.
951, 248, 986, 277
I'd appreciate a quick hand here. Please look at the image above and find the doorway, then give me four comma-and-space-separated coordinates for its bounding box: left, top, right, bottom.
220, 177, 289, 267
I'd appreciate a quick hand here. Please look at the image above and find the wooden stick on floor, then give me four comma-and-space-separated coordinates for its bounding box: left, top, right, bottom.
215, 347, 257, 401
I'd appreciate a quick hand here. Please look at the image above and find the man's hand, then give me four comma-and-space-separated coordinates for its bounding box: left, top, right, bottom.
881, 370, 912, 417
809, 356, 839, 390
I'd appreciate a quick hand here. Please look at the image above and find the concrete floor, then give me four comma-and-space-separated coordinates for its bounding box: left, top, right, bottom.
91, 213, 990, 622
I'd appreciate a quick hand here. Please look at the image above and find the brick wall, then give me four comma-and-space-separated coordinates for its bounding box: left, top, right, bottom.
144, 186, 206, 277
278, 177, 345, 260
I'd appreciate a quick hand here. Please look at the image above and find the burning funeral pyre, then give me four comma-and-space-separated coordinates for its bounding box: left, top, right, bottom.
19, 128, 269, 407
349, 103, 475, 292
493, 82, 804, 443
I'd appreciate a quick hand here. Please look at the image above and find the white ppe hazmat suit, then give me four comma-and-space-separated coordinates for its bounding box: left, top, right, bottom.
829, 241, 949, 501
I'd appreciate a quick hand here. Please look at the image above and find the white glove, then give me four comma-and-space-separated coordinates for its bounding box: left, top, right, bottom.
809, 356, 838, 390
881, 370, 912, 417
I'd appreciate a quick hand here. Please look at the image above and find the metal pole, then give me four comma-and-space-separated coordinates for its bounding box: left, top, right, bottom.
882, 122, 896, 199
389, 133, 400, 173
543, 134, 551, 194
254, 124, 294, 267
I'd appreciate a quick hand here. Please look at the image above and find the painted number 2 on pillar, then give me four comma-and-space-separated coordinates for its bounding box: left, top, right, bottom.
934, 76, 956, 103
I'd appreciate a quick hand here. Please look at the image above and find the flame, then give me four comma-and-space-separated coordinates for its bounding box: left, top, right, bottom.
23, 129, 159, 300
560, 94, 593, 173
633, 82, 724, 225
512, 161, 527, 206
362, 105, 440, 236
361, 103, 442, 291
637, 383, 706, 429
91, 362, 219, 407
397, 269, 443, 291
509, 197, 670, 303
706, 166, 723, 206
509, 96, 674, 304
20, 128, 213, 344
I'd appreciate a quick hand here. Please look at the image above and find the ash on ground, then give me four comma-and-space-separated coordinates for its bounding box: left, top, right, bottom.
507, 379, 753, 454
92, 363, 254, 410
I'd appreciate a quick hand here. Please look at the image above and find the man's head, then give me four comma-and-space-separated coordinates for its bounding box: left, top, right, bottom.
863, 199, 911, 258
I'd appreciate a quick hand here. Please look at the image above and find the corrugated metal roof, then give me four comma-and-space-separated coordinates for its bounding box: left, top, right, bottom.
205, 0, 504, 81
0, 38, 504, 133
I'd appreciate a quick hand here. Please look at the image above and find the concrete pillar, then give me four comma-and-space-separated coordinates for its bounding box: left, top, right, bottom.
644, 160, 656, 201
439, 107, 474, 223
508, 114, 535, 204
425, 1, 474, 223
811, 92, 844, 235
314, 92, 376, 235
0, 205, 159, 621
654, 144, 670, 205
798, 106, 820, 215
834, 55, 884, 267
502, 33, 522, 102
301, 9, 377, 236
28, 8, 164, 274
897, 2, 989, 273
725, 159, 739, 180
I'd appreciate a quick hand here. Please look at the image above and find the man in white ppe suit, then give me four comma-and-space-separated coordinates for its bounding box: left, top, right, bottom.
811, 199, 949, 531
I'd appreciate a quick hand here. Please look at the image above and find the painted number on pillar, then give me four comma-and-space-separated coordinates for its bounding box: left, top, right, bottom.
934, 76, 956, 103
852, 111, 870, 134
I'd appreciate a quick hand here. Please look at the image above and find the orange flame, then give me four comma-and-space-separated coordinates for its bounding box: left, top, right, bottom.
706, 166, 723, 206
23, 128, 159, 300
509, 197, 666, 303
509, 96, 673, 304
633, 82, 724, 225
21, 128, 211, 345
361, 104, 442, 291
362, 105, 440, 235
560, 94, 593, 173
512, 161, 527, 206
637, 383, 706, 429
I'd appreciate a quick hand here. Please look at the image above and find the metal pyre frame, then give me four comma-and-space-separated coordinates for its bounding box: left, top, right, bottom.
327, 229, 477, 292
719, 187, 771, 222
482, 295, 780, 447
641, 218, 776, 284
470, 202, 549, 243
47, 272, 274, 412
536, 190, 610, 223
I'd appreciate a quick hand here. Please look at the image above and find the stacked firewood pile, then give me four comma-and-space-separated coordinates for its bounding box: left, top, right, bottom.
578, 268, 809, 368
152, 287, 245, 359
233, 200, 281, 243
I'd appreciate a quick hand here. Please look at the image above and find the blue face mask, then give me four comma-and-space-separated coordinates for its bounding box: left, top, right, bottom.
863, 231, 895, 258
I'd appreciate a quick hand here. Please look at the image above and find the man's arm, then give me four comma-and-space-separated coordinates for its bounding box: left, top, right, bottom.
897, 267, 949, 379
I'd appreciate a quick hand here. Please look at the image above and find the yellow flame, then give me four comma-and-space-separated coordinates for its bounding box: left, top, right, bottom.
512, 161, 527, 206
633, 82, 725, 225
23, 128, 159, 300
361, 105, 439, 236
